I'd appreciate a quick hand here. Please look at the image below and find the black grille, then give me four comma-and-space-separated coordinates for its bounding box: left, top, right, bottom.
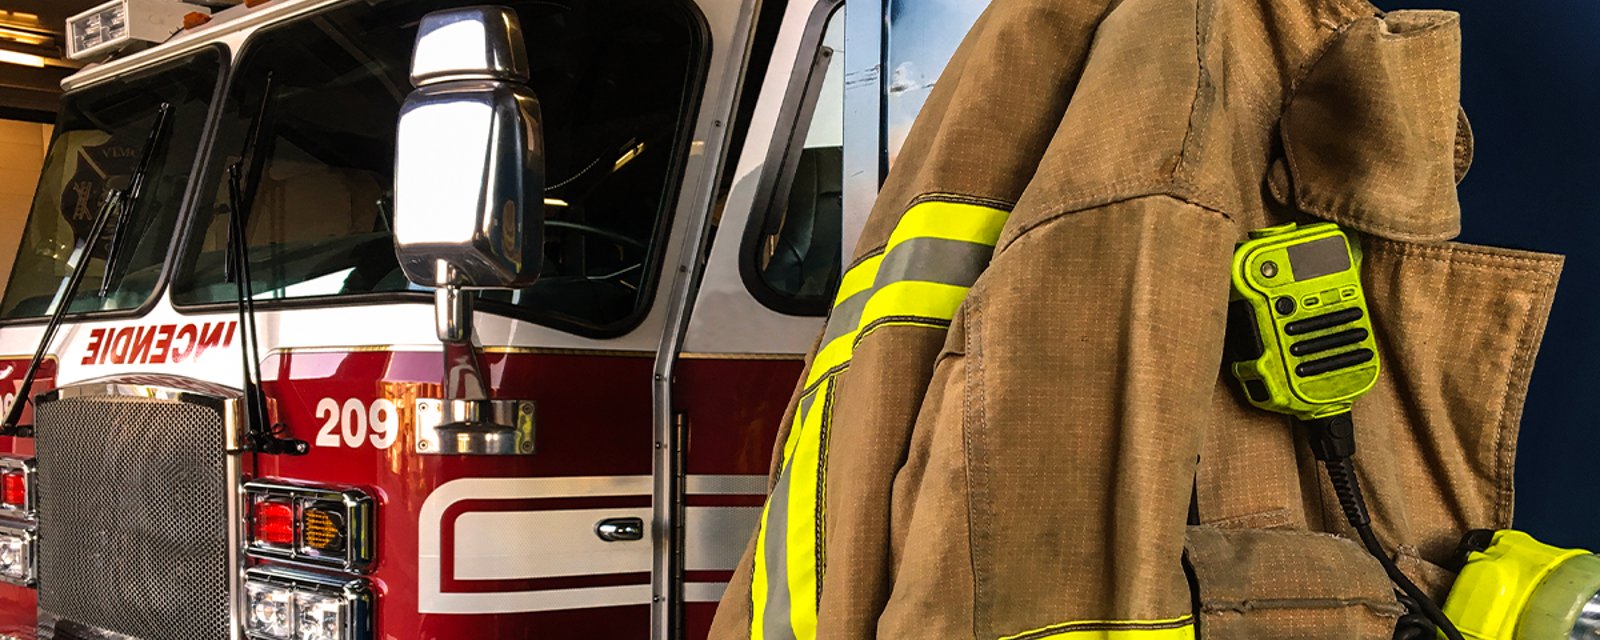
35, 395, 232, 640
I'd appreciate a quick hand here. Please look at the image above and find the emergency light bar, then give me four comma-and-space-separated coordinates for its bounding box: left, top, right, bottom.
66, 0, 196, 61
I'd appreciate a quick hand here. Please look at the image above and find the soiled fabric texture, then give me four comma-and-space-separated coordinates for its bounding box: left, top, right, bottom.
711, 0, 1564, 638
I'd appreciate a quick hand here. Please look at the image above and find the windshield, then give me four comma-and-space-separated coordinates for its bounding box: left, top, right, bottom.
0, 49, 222, 320
170, 0, 706, 337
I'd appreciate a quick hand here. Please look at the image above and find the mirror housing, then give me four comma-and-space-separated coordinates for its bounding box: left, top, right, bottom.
392, 6, 543, 456
394, 6, 544, 289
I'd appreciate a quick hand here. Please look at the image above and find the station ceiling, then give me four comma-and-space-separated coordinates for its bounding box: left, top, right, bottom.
0, 0, 93, 119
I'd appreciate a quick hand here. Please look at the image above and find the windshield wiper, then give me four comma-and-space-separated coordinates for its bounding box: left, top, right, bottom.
0, 191, 122, 435
1, 105, 175, 434
99, 103, 174, 296
225, 73, 273, 284
225, 72, 305, 456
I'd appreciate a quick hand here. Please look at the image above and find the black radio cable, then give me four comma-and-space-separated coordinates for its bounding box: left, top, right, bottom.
1299, 413, 1465, 640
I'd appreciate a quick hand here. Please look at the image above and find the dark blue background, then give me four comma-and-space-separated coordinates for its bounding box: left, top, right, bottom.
1376, 0, 1600, 549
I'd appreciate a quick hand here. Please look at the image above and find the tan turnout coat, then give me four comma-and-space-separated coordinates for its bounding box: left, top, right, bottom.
712, 0, 1565, 638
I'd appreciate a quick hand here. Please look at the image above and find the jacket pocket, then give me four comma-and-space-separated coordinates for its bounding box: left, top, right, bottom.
1347, 238, 1562, 562
1186, 526, 1404, 639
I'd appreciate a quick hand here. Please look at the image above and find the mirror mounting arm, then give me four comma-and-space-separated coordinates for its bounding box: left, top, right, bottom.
427, 263, 533, 455
436, 263, 490, 402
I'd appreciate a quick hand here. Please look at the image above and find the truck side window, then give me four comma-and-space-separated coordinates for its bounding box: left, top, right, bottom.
742, 5, 844, 316
170, 0, 707, 338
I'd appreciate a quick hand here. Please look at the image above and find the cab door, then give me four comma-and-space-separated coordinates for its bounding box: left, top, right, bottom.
679, 0, 990, 635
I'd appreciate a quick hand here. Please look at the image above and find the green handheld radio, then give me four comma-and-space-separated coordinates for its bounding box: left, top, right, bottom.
1224, 222, 1467, 640
1225, 222, 1381, 420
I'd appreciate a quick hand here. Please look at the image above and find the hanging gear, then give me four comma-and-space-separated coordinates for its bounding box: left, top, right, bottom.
713, 2, 1566, 638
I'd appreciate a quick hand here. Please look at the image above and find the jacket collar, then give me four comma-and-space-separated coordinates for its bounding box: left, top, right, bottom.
1271, 10, 1472, 243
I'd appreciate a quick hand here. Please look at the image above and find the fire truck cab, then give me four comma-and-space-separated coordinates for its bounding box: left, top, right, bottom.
0, 0, 982, 638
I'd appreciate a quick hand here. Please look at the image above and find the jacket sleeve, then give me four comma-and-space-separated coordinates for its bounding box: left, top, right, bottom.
709, 1, 1114, 638
879, 195, 1236, 639
879, 0, 1241, 635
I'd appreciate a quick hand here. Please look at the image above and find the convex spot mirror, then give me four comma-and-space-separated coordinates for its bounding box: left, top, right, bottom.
394, 5, 545, 290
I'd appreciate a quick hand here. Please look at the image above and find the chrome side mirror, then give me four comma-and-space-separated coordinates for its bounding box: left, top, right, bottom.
395, 5, 545, 290
393, 6, 542, 455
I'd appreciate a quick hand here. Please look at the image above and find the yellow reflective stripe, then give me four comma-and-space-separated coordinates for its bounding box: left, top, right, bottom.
859, 280, 970, 329
999, 617, 1196, 640
834, 254, 884, 306
751, 198, 1013, 640
781, 389, 818, 463
885, 201, 1009, 253
784, 384, 828, 638
806, 337, 855, 387
750, 497, 773, 640
808, 256, 883, 387
753, 400, 812, 640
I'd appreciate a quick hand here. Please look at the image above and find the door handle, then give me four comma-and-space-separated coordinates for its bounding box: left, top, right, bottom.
595, 517, 644, 542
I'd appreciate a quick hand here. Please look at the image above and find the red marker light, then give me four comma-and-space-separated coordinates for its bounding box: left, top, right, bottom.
0, 471, 23, 509
1, 472, 24, 508
252, 499, 294, 547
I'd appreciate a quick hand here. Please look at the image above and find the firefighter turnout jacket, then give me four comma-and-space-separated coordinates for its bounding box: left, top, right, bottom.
712, 0, 1565, 638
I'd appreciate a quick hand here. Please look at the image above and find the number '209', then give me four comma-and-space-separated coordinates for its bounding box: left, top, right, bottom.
314, 398, 400, 449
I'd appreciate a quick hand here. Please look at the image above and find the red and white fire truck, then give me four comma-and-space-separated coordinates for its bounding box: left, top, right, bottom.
0, 0, 982, 637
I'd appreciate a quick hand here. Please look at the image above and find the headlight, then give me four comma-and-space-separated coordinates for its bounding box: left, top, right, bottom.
246, 581, 293, 640
0, 524, 35, 586
244, 567, 371, 640
295, 589, 348, 640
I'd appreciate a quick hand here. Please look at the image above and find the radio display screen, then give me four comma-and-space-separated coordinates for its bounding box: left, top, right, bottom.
1287, 236, 1351, 282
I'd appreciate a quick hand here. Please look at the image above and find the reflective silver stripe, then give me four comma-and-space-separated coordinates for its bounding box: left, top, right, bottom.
820, 289, 873, 346
797, 390, 818, 429
819, 237, 990, 346
762, 461, 796, 640
874, 236, 992, 289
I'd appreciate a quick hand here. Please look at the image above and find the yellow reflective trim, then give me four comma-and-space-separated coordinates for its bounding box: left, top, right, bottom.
753, 197, 1013, 640
885, 201, 1009, 253
805, 335, 856, 387
784, 384, 828, 638
750, 497, 773, 640
753, 400, 814, 640
999, 617, 1196, 640
834, 254, 884, 306
859, 280, 970, 328
777, 395, 808, 473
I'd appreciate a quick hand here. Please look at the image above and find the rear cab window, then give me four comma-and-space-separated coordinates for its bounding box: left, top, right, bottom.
741, 3, 845, 316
